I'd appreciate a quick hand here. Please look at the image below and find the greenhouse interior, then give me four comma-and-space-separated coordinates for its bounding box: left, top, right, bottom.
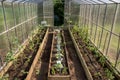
0, 0, 120, 80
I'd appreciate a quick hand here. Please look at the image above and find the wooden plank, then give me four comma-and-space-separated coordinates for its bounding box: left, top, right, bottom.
25, 28, 49, 80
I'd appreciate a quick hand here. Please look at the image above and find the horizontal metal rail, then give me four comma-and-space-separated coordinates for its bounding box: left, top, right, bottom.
0, 16, 37, 36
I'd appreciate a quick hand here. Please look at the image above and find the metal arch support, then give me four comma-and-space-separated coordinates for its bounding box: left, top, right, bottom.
81, 0, 94, 4
109, 0, 119, 3
98, 0, 107, 4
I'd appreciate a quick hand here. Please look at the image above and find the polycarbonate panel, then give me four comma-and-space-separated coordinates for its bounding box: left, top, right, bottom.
13, 3, 20, 24
104, 4, 116, 31
90, 23, 96, 42
20, 3, 24, 21
0, 33, 9, 63
70, 3, 80, 25
22, 24, 27, 40
94, 27, 102, 48
93, 5, 99, 23
16, 25, 23, 44
43, 0, 53, 26
8, 29, 16, 51
24, 3, 28, 20
4, 2, 14, 29
107, 34, 118, 66
99, 30, 110, 54
98, 5, 106, 26
114, 4, 120, 35
0, 2, 5, 33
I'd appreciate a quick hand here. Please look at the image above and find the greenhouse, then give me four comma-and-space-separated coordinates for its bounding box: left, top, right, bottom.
0, 0, 120, 80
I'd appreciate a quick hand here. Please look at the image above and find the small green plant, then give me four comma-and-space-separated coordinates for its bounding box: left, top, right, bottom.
62, 67, 68, 75
51, 67, 55, 75
98, 56, 106, 67
5, 51, 14, 63
12, 37, 20, 51
21, 70, 28, 74
0, 74, 9, 80
94, 72, 101, 77
26, 56, 32, 63
94, 51, 100, 58
55, 53, 63, 59
35, 69, 40, 75
72, 25, 79, 34
105, 68, 115, 80
14, 78, 18, 80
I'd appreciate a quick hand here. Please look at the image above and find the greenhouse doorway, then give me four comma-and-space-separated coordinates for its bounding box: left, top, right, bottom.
54, 0, 64, 26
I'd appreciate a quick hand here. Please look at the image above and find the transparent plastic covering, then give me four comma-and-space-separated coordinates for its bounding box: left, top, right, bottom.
72, 0, 120, 4
0, 0, 54, 69
43, 0, 54, 26
0, 0, 43, 3
64, 0, 120, 72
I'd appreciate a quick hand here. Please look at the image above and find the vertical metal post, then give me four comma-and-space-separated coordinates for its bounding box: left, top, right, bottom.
115, 33, 120, 67
103, 32, 108, 52
84, 4, 87, 27
106, 3, 119, 55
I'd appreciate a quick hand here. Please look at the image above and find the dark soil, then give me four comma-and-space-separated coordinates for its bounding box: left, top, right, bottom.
31, 33, 53, 80
72, 33, 112, 80
63, 30, 87, 80
4, 28, 46, 80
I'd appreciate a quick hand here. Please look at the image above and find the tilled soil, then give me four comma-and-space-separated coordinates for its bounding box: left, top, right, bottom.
63, 30, 87, 80
4, 29, 46, 80
31, 33, 53, 80
73, 33, 110, 80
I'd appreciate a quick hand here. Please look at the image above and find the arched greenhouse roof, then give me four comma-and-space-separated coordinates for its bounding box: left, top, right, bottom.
0, 0, 44, 3
71, 0, 120, 4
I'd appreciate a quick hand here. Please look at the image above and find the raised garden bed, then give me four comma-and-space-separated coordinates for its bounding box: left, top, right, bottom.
69, 26, 119, 80
25, 27, 49, 80
0, 27, 47, 80
48, 29, 71, 80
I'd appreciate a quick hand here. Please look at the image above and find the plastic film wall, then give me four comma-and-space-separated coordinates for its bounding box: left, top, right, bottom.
65, 0, 120, 72
0, 0, 38, 67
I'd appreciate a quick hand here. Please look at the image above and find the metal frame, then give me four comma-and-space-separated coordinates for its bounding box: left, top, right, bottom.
65, 0, 120, 72
0, 0, 39, 68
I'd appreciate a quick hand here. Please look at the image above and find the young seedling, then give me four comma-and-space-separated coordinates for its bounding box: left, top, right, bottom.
35, 69, 40, 75
105, 68, 115, 80
5, 51, 14, 63
98, 56, 106, 67
51, 67, 55, 75
21, 70, 28, 75
62, 67, 68, 75
94, 72, 101, 77
0, 74, 9, 80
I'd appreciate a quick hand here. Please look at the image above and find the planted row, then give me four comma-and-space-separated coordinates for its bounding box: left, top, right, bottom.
0, 26, 47, 80
70, 25, 116, 80
48, 29, 70, 80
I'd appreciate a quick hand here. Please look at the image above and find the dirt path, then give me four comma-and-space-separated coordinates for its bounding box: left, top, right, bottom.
31, 33, 53, 80
63, 30, 87, 80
